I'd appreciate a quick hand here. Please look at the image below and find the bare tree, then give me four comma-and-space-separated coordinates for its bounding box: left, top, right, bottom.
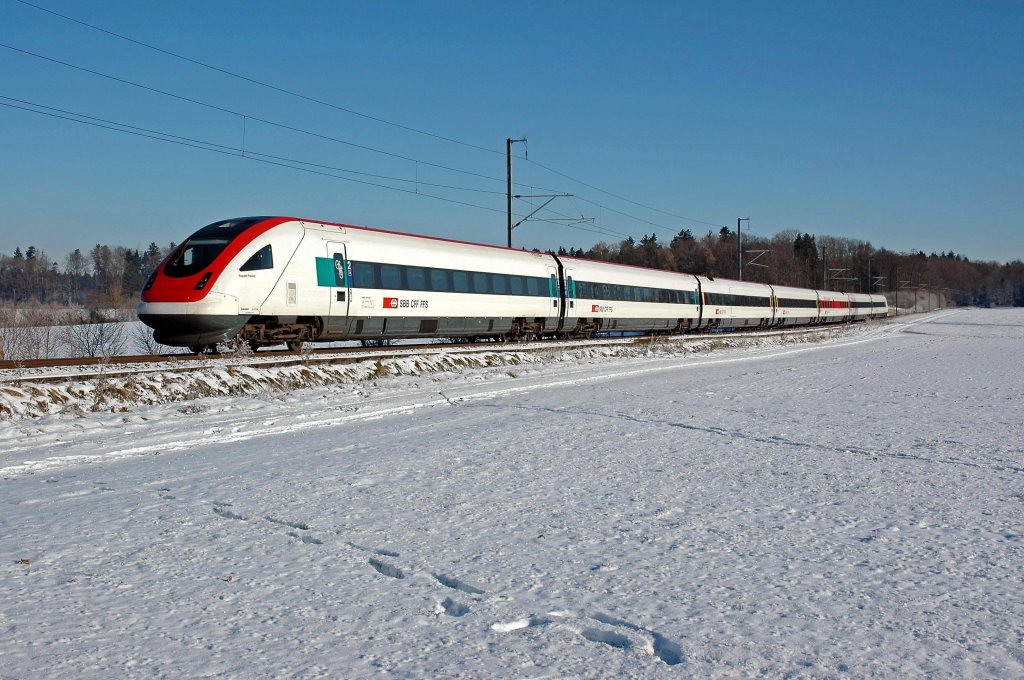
63, 312, 127, 358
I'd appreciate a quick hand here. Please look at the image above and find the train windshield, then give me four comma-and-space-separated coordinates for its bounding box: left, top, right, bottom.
164, 217, 269, 277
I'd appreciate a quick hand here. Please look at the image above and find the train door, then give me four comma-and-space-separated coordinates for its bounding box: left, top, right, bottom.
563, 266, 577, 330
323, 241, 350, 329
547, 265, 564, 331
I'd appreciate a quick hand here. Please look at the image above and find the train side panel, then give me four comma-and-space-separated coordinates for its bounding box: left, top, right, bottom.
816, 291, 851, 324
847, 292, 873, 321
770, 285, 819, 327
559, 257, 702, 334
698, 277, 774, 329
297, 222, 559, 341
869, 293, 889, 319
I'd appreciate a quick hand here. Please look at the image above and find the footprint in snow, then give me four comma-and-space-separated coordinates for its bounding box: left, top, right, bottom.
368, 558, 404, 579
491, 610, 684, 666
265, 516, 311, 531
344, 541, 399, 557
434, 573, 485, 595
581, 627, 633, 649
437, 597, 470, 617
287, 531, 323, 545
213, 506, 246, 521
491, 615, 551, 633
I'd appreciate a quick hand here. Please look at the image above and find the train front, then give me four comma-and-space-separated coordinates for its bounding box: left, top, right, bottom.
137, 217, 280, 350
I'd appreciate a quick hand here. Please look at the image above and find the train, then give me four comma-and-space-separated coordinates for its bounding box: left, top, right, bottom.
137, 216, 889, 353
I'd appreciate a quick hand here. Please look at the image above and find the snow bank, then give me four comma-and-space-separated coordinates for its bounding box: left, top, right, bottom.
0, 326, 857, 420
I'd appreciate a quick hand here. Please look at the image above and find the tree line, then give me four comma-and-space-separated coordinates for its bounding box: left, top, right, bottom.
1, 229, 1023, 309
0, 242, 174, 308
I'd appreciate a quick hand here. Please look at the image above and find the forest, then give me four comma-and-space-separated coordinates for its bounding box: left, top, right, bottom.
1, 229, 1023, 311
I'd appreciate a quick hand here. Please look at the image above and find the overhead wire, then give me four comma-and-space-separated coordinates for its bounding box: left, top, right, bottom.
11, 0, 504, 157
0, 43, 508, 187
0, 97, 507, 215
13, 0, 730, 236
1, 42, 661, 241
1, 95, 635, 243
523, 156, 726, 229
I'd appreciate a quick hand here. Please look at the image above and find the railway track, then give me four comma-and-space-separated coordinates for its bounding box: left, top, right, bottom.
0, 325, 856, 385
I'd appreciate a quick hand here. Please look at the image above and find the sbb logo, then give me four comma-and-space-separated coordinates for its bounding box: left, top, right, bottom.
592, 305, 600, 312
384, 297, 399, 309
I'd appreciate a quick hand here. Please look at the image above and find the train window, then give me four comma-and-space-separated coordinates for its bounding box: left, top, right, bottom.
240, 244, 273, 271
473, 272, 489, 294
566, 276, 575, 298
453, 271, 470, 293
165, 237, 230, 277
526, 277, 539, 296
492, 274, 507, 295
381, 265, 401, 289
352, 262, 375, 288
407, 267, 427, 291
430, 268, 450, 292
509, 276, 524, 295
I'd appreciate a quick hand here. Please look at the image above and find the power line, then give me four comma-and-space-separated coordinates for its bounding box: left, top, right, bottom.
524, 156, 727, 230
1, 43, 694, 241
0, 95, 504, 195
0, 95, 693, 249
9, 3, 734, 244
0, 97, 507, 215
0, 42, 508, 187
14, 1, 733, 236
1, 95, 632, 244
13, 0, 503, 157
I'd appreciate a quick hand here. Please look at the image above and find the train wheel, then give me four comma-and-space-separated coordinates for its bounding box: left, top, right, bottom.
286, 340, 304, 353
247, 339, 260, 353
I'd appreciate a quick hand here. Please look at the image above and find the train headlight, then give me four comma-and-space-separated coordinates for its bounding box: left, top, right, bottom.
194, 272, 213, 290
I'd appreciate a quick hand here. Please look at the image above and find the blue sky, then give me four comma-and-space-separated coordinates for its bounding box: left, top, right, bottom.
2, 0, 1022, 263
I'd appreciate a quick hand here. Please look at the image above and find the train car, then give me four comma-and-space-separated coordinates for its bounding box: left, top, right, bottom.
558, 257, 702, 335
769, 284, 819, 327
869, 293, 890, 319
697, 276, 774, 329
847, 292, 874, 322
139, 217, 560, 351
816, 290, 851, 324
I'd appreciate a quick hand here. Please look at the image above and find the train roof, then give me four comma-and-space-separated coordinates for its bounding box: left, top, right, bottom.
255, 216, 553, 258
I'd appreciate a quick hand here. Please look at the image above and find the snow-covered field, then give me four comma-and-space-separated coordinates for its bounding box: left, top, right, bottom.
2, 308, 1022, 678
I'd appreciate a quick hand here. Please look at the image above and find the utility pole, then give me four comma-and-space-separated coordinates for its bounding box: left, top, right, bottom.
506, 137, 527, 248
737, 217, 749, 280
822, 246, 828, 289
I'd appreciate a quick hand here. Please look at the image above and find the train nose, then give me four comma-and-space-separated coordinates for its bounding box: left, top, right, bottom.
137, 296, 246, 347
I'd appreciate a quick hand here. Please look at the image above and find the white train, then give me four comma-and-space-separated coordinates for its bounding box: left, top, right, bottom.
138, 216, 889, 352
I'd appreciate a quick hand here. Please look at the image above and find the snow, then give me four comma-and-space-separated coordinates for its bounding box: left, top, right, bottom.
2, 308, 1022, 678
